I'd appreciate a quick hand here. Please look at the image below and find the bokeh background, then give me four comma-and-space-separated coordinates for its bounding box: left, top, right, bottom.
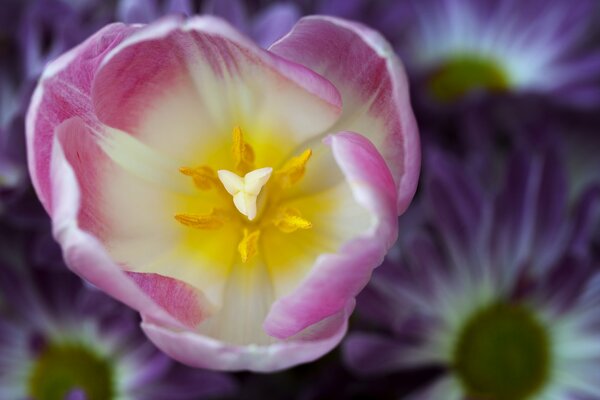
1, 0, 599, 399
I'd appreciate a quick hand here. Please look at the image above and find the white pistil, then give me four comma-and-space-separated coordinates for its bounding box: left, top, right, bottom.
217, 167, 272, 220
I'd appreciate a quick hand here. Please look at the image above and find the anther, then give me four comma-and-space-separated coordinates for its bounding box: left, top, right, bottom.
272, 207, 312, 233
232, 126, 255, 174
238, 229, 260, 263
174, 208, 229, 229
275, 149, 312, 188
179, 165, 218, 190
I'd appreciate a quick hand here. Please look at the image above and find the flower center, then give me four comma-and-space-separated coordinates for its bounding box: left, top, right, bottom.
428, 56, 510, 102
175, 126, 313, 263
453, 302, 551, 400
28, 342, 114, 400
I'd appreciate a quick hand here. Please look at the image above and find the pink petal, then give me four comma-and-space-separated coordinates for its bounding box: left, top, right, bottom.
264, 132, 398, 339
140, 300, 353, 371
127, 272, 213, 328
52, 117, 227, 313
49, 117, 211, 330
26, 23, 140, 213
91, 16, 342, 163
50, 126, 197, 326
270, 16, 420, 214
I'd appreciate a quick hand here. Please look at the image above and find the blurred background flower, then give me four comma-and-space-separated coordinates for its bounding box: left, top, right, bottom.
0, 0, 599, 398
400, 0, 600, 106
0, 266, 237, 399
343, 146, 600, 398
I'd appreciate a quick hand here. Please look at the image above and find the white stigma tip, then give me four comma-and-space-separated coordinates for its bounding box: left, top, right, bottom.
217, 167, 272, 220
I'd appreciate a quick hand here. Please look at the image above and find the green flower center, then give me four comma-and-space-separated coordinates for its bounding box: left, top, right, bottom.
428, 56, 510, 102
28, 342, 115, 400
453, 303, 551, 400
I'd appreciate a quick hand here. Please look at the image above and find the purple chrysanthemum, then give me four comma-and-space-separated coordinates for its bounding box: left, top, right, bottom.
0, 267, 237, 399
343, 147, 600, 399
399, 0, 600, 106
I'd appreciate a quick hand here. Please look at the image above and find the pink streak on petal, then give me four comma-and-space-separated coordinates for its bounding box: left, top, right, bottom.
55, 117, 110, 241
127, 272, 212, 329
26, 23, 140, 213
264, 132, 398, 339
270, 16, 420, 214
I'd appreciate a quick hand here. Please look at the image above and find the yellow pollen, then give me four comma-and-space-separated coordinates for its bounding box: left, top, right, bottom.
174, 208, 229, 229
275, 149, 312, 188
232, 126, 255, 174
238, 228, 260, 263
217, 167, 272, 220
179, 165, 218, 190
272, 207, 312, 233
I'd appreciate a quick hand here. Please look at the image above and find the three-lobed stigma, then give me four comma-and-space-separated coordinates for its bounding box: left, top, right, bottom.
217, 167, 273, 221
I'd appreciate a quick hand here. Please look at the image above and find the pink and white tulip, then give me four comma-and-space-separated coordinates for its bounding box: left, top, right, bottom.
26, 15, 420, 371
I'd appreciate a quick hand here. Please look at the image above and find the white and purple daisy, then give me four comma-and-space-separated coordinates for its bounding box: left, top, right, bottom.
0, 268, 237, 399
344, 147, 600, 399
401, 0, 600, 105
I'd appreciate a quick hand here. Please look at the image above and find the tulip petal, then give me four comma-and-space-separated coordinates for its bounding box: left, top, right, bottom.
52, 117, 235, 310
261, 142, 377, 300
91, 16, 342, 168
127, 272, 213, 328
195, 259, 275, 346
264, 132, 398, 339
270, 16, 420, 214
141, 300, 353, 371
49, 118, 212, 330
26, 23, 140, 213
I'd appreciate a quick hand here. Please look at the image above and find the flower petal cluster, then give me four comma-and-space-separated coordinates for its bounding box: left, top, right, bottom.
0, 267, 237, 399
401, 0, 600, 105
26, 15, 420, 371
344, 147, 600, 399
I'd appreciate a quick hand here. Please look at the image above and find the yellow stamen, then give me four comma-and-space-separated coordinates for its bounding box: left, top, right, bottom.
174, 208, 229, 229
272, 207, 313, 233
275, 149, 312, 188
179, 165, 218, 190
232, 126, 255, 174
238, 228, 260, 263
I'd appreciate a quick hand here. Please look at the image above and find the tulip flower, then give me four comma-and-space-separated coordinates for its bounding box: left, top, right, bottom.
27, 15, 419, 371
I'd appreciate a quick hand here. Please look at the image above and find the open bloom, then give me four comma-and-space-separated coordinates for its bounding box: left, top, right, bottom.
26, 16, 419, 371
0, 268, 236, 399
401, 0, 600, 105
344, 149, 600, 399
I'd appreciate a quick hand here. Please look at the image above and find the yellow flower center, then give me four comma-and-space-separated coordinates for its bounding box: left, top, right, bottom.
174, 126, 313, 263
